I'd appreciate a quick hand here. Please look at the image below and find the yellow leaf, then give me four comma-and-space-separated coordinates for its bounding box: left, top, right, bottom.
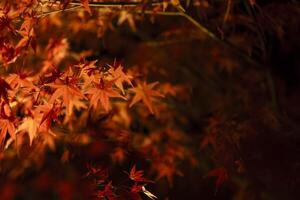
109, 65, 133, 94
142, 186, 158, 200
17, 117, 39, 146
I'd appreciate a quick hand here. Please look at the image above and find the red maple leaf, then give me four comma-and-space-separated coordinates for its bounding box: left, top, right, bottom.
128, 165, 153, 183
207, 167, 229, 194
96, 182, 117, 200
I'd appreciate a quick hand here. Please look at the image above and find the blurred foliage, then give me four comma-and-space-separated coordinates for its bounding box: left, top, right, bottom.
0, 0, 300, 199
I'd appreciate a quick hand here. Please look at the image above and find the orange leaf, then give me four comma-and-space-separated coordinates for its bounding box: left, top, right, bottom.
130, 82, 164, 114
85, 78, 125, 112
154, 163, 183, 187
16, 117, 39, 146
109, 65, 133, 94
47, 82, 86, 121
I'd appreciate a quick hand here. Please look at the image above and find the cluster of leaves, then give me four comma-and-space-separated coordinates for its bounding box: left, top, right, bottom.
1, 0, 299, 199
0, 0, 200, 199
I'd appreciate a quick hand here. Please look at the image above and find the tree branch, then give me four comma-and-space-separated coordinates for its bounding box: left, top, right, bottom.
38, 5, 82, 18
35, 1, 266, 70
69, 1, 163, 7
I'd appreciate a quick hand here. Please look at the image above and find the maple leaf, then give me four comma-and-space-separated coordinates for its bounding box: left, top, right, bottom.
78, 60, 100, 89
129, 82, 164, 114
207, 167, 229, 194
131, 183, 143, 193
128, 165, 152, 183
129, 165, 144, 182
96, 182, 117, 200
39, 104, 61, 127
85, 78, 125, 112
109, 65, 133, 94
78, 60, 98, 78
154, 163, 183, 186
111, 147, 127, 164
17, 117, 39, 146
46, 80, 86, 121
6, 72, 36, 90
85, 164, 108, 183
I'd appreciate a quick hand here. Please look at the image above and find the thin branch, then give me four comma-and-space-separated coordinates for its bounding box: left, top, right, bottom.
38, 5, 82, 18
138, 10, 264, 69
242, 0, 278, 112
143, 37, 200, 46
69, 1, 163, 7
35, 2, 265, 70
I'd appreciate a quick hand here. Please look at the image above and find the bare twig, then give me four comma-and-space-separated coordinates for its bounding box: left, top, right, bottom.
137, 10, 264, 69
242, 0, 278, 112
25, 1, 266, 71
38, 5, 82, 18
69, 1, 163, 7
